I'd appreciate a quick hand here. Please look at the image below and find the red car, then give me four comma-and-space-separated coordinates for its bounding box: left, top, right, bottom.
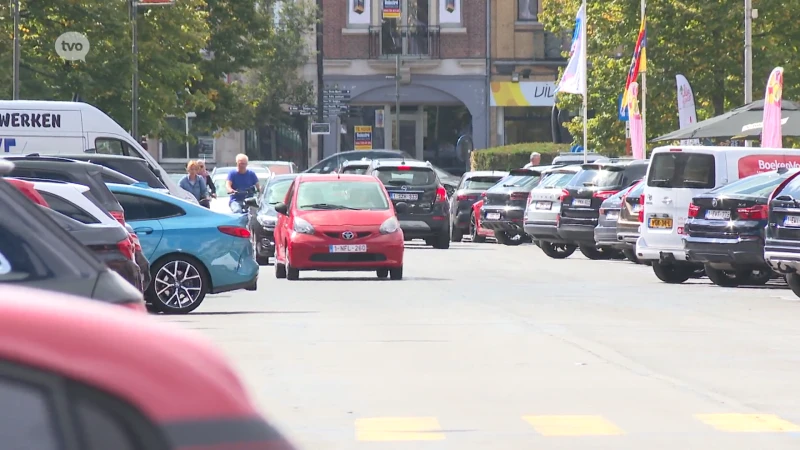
273, 174, 406, 280
0, 285, 295, 450
470, 198, 495, 243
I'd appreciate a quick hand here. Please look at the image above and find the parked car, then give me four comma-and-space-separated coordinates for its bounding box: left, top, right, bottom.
449, 170, 509, 242
765, 169, 800, 297
56, 153, 169, 192
31, 180, 143, 291
339, 159, 373, 174
273, 174, 406, 280
686, 168, 798, 286
551, 152, 606, 166
616, 179, 646, 262
480, 167, 549, 245
125, 222, 152, 291
1, 154, 136, 226
0, 161, 145, 310
0, 285, 297, 450
367, 159, 451, 249
250, 160, 299, 174
638, 145, 800, 283
252, 174, 300, 264
558, 160, 648, 259
524, 164, 582, 258
106, 183, 259, 314
594, 186, 636, 256
305, 150, 413, 174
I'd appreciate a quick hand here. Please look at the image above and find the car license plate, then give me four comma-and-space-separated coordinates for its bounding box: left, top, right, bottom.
784, 216, 800, 227
329, 244, 367, 253
648, 217, 673, 229
486, 213, 501, 220
606, 211, 619, 220
705, 209, 731, 220
572, 198, 591, 207
391, 193, 418, 201
535, 201, 551, 210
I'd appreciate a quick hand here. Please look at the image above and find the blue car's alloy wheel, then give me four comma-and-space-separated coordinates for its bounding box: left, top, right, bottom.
146, 257, 208, 314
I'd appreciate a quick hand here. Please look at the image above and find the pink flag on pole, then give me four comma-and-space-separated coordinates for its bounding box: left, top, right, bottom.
626, 82, 644, 159
761, 67, 784, 148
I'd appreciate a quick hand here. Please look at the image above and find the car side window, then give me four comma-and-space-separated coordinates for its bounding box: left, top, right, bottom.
37, 192, 100, 224
0, 377, 60, 450
114, 193, 148, 221
67, 382, 169, 450
139, 196, 185, 220
95, 138, 133, 157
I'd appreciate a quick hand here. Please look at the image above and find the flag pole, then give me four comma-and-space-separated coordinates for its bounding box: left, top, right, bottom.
581, 0, 588, 164
640, 0, 647, 158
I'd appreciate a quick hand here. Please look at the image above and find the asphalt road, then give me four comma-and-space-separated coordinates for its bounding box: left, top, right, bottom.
159, 241, 800, 450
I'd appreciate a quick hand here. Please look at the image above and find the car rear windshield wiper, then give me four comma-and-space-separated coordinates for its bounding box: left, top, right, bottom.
299, 203, 361, 210
649, 179, 672, 187
386, 180, 410, 186
682, 180, 709, 187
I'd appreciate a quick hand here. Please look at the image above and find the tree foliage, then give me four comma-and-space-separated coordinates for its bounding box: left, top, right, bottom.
0, 0, 314, 140
540, 0, 800, 154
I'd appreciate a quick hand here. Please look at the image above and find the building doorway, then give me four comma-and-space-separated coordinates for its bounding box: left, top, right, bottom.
389, 106, 424, 160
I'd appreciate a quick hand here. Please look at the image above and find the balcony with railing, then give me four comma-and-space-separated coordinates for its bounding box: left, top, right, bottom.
368, 25, 441, 59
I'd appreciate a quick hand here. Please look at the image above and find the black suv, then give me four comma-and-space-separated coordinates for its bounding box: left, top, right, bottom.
367, 159, 451, 249
0, 160, 144, 309
1, 154, 137, 224
558, 160, 648, 259
57, 153, 167, 190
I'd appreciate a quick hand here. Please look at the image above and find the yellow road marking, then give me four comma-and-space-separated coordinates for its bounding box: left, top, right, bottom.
522, 415, 624, 436
355, 417, 445, 441
695, 414, 800, 432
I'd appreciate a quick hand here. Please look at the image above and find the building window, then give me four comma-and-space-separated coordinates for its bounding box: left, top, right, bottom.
347, 0, 371, 28
159, 113, 216, 161
517, 0, 538, 21
504, 107, 552, 144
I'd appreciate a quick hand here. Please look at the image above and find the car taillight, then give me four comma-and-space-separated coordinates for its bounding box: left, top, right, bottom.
436, 186, 447, 202
117, 238, 135, 261
638, 194, 644, 222
593, 190, 618, 200
737, 204, 768, 220
526, 192, 533, 207
397, 166, 412, 171
559, 189, 570, 202
218, 225, 251, 238
509, 191, 528, 201
456, 194, 477, 201
130, 234, 142, 252
688, 203, 700, 218
110, 210, 126, 227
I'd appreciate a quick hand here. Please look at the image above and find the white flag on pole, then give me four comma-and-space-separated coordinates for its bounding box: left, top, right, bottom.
555, 3, 586, 95
675, 74, 700, 145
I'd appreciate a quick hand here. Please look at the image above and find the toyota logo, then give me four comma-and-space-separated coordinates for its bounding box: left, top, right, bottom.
401, 185, 409, 190
342, 231, 355, 240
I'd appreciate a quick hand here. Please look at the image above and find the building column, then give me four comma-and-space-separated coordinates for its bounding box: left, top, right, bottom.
384, 104, 392, 150
471, 110, 487, 151
415, 105, 424, 160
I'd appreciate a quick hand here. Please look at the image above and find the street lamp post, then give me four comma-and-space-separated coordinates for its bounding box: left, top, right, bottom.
131, 0, 139, 140
744, 0, 753, 146
316, 0, 325, 162
395, 54, 401, 149
12, 0, 21, 99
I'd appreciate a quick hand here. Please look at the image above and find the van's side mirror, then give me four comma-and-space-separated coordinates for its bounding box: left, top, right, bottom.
274, 202, 288, 215
395, 202, 409, 214
244, 197, 259, 208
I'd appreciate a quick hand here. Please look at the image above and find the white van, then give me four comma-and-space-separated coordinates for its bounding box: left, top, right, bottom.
0, 101, 196, 203
637, 145, 800, 282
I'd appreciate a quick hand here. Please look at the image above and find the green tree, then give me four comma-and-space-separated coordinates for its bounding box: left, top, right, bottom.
540, 0, 800, 153
0, 0, 209, 136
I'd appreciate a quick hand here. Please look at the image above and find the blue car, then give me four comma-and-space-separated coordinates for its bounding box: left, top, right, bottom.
106, 183, 259, 314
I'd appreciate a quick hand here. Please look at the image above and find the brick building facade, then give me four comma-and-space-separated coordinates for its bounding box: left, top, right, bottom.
321, 0, 489, 175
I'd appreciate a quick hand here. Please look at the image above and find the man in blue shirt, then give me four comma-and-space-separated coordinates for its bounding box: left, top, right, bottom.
226, 153, 260, 212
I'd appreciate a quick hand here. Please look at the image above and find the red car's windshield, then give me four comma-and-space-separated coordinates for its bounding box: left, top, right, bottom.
296, 181, 390, 211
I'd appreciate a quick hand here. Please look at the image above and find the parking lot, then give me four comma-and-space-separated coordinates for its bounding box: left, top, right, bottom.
159, 241, 800, 450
